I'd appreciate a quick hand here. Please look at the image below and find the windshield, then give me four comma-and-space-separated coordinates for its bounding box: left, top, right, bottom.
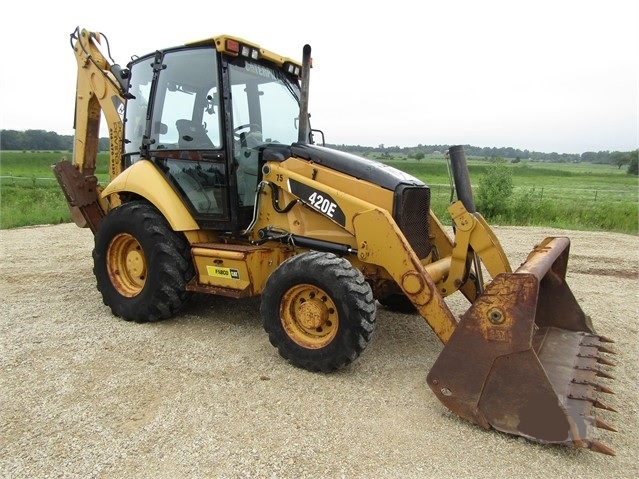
228, 59, 301, 145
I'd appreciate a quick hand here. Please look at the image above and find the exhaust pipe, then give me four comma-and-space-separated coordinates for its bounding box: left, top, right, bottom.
448, 145, 476, 214
297, 44, 312, 144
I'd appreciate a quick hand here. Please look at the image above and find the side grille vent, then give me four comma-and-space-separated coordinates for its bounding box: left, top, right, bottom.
393, 185, 431, 259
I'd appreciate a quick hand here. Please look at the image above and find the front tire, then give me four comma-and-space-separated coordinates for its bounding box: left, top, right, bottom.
261, 251, 376, 372
93, 201, 194, 322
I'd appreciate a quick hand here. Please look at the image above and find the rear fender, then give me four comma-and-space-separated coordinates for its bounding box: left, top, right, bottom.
101, 160, 198, 231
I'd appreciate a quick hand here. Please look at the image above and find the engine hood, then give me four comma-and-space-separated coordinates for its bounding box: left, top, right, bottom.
269, 143, 426, 191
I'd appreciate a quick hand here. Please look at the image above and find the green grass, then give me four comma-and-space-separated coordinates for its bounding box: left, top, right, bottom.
0, 184, 72, 228
0, 151, 110, 229
1, 151, 637, 233
381, 157, 638, 234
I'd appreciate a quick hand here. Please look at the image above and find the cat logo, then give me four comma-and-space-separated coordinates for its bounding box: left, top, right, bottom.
207, 265, 240, 280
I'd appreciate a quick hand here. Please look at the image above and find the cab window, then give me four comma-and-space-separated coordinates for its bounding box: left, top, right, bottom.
150, 48, 222, 150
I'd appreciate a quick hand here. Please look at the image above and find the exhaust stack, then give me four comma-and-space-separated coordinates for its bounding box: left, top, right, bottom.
297, 44, 312, 144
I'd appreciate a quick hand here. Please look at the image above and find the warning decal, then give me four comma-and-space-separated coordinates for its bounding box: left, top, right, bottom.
206, 265, 240, 280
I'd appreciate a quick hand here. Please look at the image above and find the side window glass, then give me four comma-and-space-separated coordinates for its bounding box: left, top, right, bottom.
123, 61, 153, 159
150, 48, 221, 150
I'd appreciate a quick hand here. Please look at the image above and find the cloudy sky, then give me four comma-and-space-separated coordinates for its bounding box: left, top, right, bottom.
1, 0, 637, 154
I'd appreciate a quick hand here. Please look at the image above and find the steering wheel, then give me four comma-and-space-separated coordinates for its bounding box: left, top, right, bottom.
233, 123, 262, 141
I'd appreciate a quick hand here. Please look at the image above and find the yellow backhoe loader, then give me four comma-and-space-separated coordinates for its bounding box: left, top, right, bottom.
54, 27, 617, 455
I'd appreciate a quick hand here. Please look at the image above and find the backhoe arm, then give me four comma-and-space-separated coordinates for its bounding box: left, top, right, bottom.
53, 27, 129, 232
70, 27, 127, 178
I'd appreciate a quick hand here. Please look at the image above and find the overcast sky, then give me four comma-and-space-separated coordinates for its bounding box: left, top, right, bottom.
1, 0, 637, 154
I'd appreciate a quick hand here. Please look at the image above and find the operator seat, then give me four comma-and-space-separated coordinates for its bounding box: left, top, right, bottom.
176, 119, 215, 149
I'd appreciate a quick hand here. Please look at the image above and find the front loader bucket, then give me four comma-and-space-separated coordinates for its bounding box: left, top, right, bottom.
427, 237, 617, 455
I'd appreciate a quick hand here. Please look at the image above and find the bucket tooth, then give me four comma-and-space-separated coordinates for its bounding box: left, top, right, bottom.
577, 352, 616, 367
579, 335, 617, 354
592, 399, 618, 413
597, 335, 615, 344
568, 394, 617, 412
597, 345, 616, 354
571, 378, 615, 394
593, 383, 615, 394
596, 356, 616, 367
589, 439, 616, 456
594, 368, 615, 380
573, 364, 615, 379
593, 417, 617, 432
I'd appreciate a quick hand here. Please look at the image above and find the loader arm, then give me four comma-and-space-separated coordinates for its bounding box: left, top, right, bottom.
260, 161, 499, 343
350, 201, 516, 343
353, 207, 459, 342
53, 27, 128, 232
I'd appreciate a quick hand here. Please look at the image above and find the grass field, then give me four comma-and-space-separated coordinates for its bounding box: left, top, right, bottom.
1, 151, 637, 233
376, 154, 638, 233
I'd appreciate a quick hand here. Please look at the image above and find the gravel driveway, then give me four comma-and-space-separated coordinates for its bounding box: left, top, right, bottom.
1, 223, 637, 478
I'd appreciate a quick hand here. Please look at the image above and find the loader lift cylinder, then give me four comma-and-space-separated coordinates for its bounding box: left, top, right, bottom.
448, 145, 483, 291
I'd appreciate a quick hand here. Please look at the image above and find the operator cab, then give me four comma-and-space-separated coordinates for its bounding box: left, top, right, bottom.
121, 39, 304, 232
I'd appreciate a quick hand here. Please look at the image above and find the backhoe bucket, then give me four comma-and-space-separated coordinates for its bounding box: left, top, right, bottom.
427, 237, 616, 455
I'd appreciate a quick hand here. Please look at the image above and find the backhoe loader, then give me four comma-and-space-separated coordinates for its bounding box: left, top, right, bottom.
54, 27, 617, 455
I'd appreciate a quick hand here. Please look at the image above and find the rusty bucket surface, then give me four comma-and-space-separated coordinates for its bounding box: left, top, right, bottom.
427, 237, 616, 455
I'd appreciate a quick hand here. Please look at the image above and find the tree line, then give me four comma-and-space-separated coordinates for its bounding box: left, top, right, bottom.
1, 129, 636, 174
331, 142, 637, 171
1, 129, 109, 153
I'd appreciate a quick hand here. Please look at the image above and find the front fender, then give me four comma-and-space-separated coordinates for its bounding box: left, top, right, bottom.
101, 160, 198, 231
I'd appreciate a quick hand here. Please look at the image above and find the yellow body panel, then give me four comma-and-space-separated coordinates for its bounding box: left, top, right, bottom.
190, 244, 291, 296
187, 34, 302, 69
256, 158, 394, 244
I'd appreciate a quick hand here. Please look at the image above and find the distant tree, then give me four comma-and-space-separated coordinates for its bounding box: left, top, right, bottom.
0, 129, 27, 150
0, 129, 74, 151
610, 151, 630, 169
596, 150, 611, 163
412, 152, 425, 162
627, 150, 638, 175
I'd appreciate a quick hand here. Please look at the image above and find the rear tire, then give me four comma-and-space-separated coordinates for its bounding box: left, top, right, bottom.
93, 201, 194, 322
261, 251, 376, 372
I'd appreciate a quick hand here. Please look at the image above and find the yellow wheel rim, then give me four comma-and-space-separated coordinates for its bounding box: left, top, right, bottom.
280, 284, 339, 349
107, 233, 147, 297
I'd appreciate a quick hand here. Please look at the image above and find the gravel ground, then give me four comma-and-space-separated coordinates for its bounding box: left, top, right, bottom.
1, 223, 638, 479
